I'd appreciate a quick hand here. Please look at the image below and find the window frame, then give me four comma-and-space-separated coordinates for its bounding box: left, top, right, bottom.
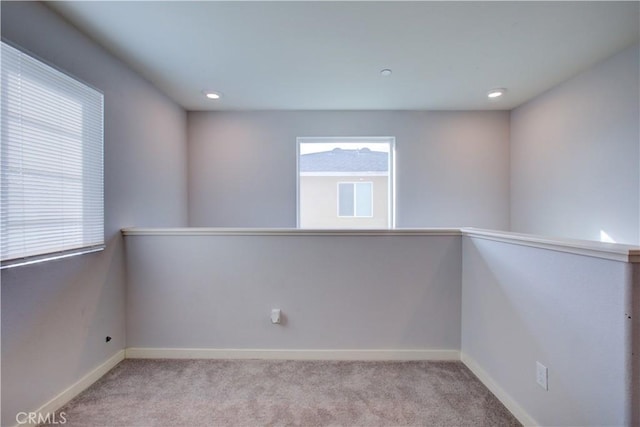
1, 40, 105, 269
296, 136, 395, 229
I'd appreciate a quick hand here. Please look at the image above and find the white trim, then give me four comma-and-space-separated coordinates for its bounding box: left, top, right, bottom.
300, 171, 388, 177
296, 136, 396, 144
11, 350, 125, 427
461, 353, 539, 427
120, 227, 640, 263
125, 348, 460, 361
121, 227, 462, 237
390, 139, 396, 229
462, 227, 640, 263
296, 137, 301, 228
0, 246, 105, 270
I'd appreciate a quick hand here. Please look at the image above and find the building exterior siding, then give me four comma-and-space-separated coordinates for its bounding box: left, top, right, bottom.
300, 175, 389, 228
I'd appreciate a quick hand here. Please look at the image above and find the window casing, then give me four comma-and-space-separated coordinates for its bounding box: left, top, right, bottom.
1, 42, 104, 268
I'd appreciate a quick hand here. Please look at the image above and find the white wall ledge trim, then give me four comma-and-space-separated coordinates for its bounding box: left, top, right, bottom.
462, 227, 640, 263
121, 227, 462, 237
121, 227, 640, 263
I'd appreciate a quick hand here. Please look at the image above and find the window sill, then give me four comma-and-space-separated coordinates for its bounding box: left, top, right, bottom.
1, 245, 105, 270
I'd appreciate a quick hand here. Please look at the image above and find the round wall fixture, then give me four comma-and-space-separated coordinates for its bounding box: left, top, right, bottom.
487, 88, 507, 99
380, 69, 392, 76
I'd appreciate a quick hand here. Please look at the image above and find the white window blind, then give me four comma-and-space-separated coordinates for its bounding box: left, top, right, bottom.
1, 42, 104, 267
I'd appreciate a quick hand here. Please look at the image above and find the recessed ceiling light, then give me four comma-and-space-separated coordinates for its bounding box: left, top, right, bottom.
487, 88, 507, 99
380, 69, 392, 77
203, 90, 221, 100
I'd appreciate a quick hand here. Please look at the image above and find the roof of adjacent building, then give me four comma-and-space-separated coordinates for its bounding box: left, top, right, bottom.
300, 148, 388, 172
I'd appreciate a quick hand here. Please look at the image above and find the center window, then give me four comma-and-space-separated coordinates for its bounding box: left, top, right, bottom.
297, 137, 394, 229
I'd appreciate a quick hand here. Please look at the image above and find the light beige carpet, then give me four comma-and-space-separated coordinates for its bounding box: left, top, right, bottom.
42, 359, 521, 426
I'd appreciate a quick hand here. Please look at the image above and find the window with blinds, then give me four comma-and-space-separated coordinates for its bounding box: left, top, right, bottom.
1, 42, 104, 268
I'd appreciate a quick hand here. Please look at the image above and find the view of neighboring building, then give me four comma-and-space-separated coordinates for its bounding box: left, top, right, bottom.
299, 147, 389, 228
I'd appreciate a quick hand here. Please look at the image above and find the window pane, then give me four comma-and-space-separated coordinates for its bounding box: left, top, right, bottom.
355, 182, 372, 217
338, 183, 354, 216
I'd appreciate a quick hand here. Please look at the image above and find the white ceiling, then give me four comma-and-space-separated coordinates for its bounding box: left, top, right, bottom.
47, 1, 639, 111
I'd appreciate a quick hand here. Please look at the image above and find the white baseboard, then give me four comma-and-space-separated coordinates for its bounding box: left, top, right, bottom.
461, 352, 538, 427
12, 350, 125, 427
125, 347, 460, 361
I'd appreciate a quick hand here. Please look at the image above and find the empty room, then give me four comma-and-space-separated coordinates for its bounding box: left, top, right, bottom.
1, 1, 639, 426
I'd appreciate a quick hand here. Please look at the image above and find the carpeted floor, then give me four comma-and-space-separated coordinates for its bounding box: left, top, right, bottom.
43, 359, 521, 427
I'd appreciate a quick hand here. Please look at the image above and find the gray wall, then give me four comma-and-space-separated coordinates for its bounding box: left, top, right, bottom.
510, 44, 640, 245
0, 2, 188, 425
461, 236, 635, 426
125, 234, 461, 351
188, 111, 510, 229
125, 230, 638, 426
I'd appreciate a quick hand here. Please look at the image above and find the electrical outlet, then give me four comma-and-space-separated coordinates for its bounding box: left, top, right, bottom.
536, 361, 548, 390
271, 309, 281, 324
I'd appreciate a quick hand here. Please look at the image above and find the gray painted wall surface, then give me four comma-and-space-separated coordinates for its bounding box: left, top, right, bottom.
125, 234, 461, 350
0, 3, 188, 425
461, 236, 635, 426
188, 111, 510, 229
125, 231, 638, 425
510, 44, 640, 245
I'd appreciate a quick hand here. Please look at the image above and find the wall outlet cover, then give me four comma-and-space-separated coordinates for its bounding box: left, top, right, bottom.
271, 309, 281, 324
536, 361, 548, 390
